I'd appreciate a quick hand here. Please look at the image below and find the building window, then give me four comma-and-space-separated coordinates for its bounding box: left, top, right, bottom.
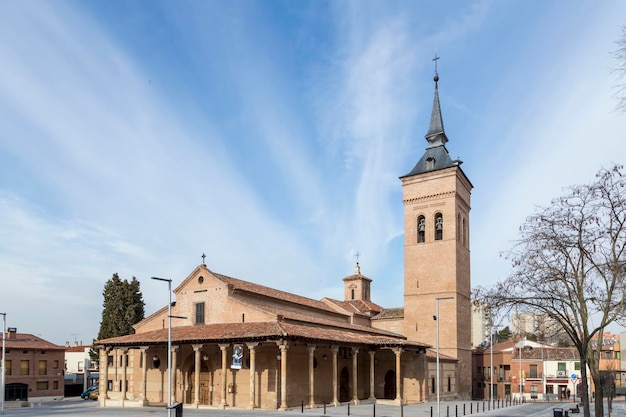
20, 360, 29, 376
53, 360, 59, 369
78, 361, 83, 372
575, 362, 581, 370
351, 289, 355, 300
431, 377, 435, 393
38, 360, 47, 375
447, 376, 451, 392
195, 302, 205, 325
426, 157, 435, 170
435, 213, 443, 240
457, 214, 461, 241
417, 216, 426, 243
4, 360, 11, 376
529, 364, 538, 378
53, 381, 59, 390
36, 381, 48, 390
107, 355, 113, 367
557, 362, 566, 372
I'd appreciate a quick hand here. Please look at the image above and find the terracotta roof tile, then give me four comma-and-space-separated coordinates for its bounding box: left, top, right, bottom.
5, 333, 65, 350
372, 307, 404, 320
97, 321, 430, 351
214, 273, 338, 314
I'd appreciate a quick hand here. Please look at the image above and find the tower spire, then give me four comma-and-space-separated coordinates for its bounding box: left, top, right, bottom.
425, 53, 447, 147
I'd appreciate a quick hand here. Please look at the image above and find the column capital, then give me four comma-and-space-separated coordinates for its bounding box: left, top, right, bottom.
246, 342, 259, 350
331, 346, 339, 353
307, 345, 316, 353
277, 341, 289, 351
393, 347, 404, 355
171, 345, 180, 352
192, 344, 204, 351
368, 350, 376, 358
139, 346, 149, 352
352, 347, 359, 355
218, 343, 230, 350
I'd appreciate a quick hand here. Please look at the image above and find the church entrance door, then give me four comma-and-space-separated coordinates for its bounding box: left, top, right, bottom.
191, 361, 214, 405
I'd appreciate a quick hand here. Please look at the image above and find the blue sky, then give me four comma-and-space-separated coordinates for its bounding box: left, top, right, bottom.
0, 1, 625, 345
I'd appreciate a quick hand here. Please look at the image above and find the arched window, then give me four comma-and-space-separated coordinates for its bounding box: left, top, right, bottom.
351, 289, 355, 300
417, 216, 426, 243
447, 375, 452, 392
435, 213, 443, 241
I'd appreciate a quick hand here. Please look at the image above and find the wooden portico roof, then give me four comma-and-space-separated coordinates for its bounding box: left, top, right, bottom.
97, 320, 430, 351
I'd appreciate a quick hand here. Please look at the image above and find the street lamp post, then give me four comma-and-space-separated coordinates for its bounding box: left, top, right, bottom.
1, 312, 5, 416
151, 277, 173, 417
435, 296, 453, 417
489, 323, 500, 406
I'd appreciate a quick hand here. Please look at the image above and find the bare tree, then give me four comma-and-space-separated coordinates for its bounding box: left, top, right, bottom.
474, 165, 626, 417
613, 25, 626, 111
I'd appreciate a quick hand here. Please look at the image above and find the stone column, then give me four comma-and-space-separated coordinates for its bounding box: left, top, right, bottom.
279, 342, 289, 411
139, 347, 149, 405
99, 347, 110, 405
393, 348, 404, 404
368, 351, 376, 400
121, 348, 128, 402
247, 342, 259, 409
307, 345, 316, 408
331, 346, 339, 406
352, 348, 359, 404
192, 344, 203, 407
219, 344, 229, 408
171, 346, 179, 403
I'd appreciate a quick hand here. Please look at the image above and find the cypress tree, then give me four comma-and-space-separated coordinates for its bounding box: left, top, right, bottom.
92, 273, 145, 361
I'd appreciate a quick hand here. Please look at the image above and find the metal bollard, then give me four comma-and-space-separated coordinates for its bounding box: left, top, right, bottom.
470, 402, 473, 414
463, 403, 466, 416
324, 403, 326, 415
373, 403, 375, 417
401, 401, 404, 417
430, 406, 433, 417
348, 403, 350, 416
302, 401, 304, 413
455, 404, 458, 417
447, 404, 449, 417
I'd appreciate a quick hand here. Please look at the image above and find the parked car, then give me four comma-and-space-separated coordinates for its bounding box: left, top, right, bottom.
88, 389, 99, 401
80, 386, 97, 400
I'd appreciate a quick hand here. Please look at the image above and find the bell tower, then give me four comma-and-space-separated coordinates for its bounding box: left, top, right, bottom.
400, 70, 473, 397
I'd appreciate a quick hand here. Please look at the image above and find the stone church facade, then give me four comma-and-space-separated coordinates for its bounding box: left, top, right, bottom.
96, 71, 472, 409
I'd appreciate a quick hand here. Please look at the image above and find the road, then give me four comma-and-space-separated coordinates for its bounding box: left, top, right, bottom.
2, 398, 624, 417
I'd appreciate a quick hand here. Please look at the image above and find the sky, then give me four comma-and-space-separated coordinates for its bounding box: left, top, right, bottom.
0, 1, 625, 346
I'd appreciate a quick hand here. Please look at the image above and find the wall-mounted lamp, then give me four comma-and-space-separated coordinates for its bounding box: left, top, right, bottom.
322, 354, 328, 361
276, 354, 281, 361
202, 354, 209, 361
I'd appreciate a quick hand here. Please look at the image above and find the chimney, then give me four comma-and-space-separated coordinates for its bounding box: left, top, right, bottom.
73, 341, 78, 347
65, 341, 70, 348
7, 327, 17, 339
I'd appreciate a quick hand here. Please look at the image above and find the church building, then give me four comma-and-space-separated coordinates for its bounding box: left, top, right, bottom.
96, 70, 473, 409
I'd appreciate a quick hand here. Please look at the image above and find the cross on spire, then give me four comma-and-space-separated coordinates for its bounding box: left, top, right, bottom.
433, 52, 440, 75
355, 251, 361, 264
201, 253, 206, 264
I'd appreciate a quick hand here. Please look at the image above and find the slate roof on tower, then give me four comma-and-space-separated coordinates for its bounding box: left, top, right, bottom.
401, 72, 464, 179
